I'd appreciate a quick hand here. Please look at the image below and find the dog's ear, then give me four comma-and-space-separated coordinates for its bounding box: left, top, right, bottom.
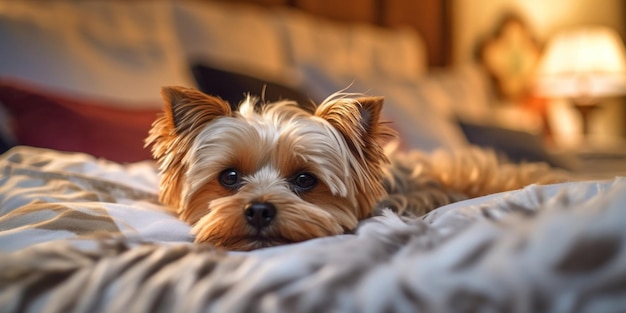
315, 96, 394, 160
315, 96, 395, 219
146, 86, 232, 210
146, 86, 231, 158
159, 86, 232, 135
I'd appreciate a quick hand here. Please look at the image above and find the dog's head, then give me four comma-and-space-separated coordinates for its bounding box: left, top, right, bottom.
146, 86, 393, 250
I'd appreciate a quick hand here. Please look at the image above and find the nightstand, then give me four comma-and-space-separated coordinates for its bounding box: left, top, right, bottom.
551, 144, 626, 180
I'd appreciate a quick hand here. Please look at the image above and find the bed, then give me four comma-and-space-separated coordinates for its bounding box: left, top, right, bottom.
1, 1, 625, 312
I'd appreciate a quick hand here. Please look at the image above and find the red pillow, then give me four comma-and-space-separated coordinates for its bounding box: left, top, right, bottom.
0, 80, 161, 163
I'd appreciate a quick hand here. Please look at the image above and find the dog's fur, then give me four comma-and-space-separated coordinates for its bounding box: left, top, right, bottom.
146, 86, 566, 250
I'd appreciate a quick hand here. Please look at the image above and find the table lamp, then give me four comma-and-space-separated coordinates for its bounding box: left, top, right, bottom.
535, 26, 626, 138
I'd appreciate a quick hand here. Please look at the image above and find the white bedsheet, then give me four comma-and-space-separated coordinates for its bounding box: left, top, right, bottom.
0, 145, 620, 254
1, 146, 626, 313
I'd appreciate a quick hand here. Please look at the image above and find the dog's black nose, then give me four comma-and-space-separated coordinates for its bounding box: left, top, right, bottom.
244, 202, 276, 230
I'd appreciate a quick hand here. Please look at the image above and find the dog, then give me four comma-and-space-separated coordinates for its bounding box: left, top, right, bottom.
146, 86, 565, 250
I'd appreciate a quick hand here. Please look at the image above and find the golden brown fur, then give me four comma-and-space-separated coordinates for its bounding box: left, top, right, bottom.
146, 87, 394, 250
378, 146, 568, 217
146, 86, 566, 251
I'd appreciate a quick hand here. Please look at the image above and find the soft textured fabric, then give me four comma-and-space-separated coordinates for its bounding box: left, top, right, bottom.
0, 146, 625, 313
300, 66, 469, 152
0, 146, 192, 253
173, 1, 292, 82
0, 0, 194, 103
459, 120, 568, 168
191, 64, 312, 109
0, 81, 159, 163
275, 7, 427, 81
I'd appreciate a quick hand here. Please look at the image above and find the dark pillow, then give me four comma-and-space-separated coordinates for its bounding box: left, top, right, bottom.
0, 133, 11, 155
191, 64, 313, 111
459, 120, 569, 168
0, 80, 160, 163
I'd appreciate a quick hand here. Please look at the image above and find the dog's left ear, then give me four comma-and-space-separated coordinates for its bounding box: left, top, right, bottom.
315, 96, 394, 160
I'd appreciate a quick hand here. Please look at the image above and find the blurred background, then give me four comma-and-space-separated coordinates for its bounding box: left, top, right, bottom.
1, 0, 625, 178
455, 0, 626, 149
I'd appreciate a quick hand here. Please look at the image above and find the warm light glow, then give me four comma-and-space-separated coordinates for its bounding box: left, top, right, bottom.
535, 26, 626, 99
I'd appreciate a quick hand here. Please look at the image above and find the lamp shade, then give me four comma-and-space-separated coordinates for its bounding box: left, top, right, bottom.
535, 26, 626, 99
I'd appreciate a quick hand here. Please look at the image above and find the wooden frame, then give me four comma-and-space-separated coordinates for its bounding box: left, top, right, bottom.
223, 0, 452, 68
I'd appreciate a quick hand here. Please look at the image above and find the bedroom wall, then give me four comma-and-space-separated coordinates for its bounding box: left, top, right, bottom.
452, 0, 626, 148
452, 0, 625, 64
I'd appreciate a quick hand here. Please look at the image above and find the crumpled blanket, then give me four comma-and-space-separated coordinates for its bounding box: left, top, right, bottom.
1, 146, 625, 313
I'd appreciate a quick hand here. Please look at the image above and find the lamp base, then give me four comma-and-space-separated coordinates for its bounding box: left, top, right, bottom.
571, 102, 600, 138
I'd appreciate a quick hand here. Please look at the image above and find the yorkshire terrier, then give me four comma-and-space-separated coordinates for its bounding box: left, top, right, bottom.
146, 86, 565, 251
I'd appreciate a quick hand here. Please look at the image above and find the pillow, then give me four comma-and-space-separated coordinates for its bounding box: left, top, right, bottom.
424, 64, 494, 123
0, 80, 160, 163
191, 64, 312, 110
300, 65, 469, 152
276, 8, 427, 81
459, 120, 570, 168
173, 1, 293, 82
0, 106, 14, 154
0, 1, 194, 103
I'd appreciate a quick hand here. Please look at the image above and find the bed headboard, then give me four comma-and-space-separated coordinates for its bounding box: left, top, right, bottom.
221, 0, 452, 68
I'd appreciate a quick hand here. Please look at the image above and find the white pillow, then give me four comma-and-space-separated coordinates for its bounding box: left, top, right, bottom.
276, 8, 427, 82
301, 65, 468, 152
425, 64, 494, 123
173, 1, 293, 83
0, 1, 194, 105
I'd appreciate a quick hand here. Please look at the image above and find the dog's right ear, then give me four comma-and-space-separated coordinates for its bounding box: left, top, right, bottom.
146, 86, 232, 210
159, 86, 232, 135
146, 86, 231, 157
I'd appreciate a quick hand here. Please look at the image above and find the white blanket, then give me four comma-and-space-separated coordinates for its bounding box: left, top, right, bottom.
1, 146, 625, 313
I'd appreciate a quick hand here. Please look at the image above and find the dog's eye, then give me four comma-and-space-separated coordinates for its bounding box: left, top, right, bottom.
219, 169, 241, 188
292, 172, 317, 192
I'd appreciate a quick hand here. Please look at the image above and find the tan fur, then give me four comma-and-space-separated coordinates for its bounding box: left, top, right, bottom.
145, 87, 232, 215
146, 86, 393, 250
378, 145, 568, 217
147, 86, 566, 251
314, 96, 396, 218
428, 147, 564, 198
